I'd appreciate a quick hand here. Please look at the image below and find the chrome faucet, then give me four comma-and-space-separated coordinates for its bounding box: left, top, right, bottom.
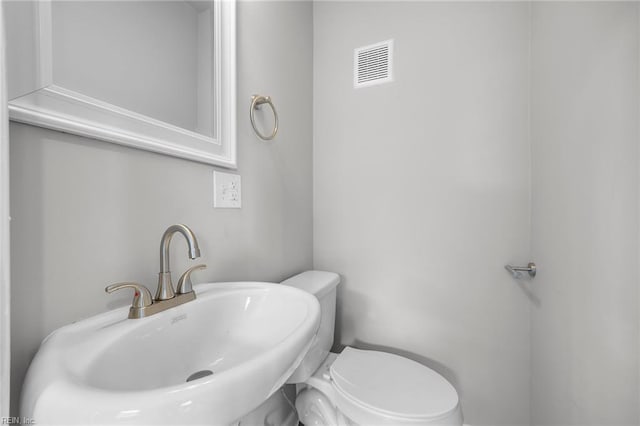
157, 224, 201, 300
105, 224, 206, 319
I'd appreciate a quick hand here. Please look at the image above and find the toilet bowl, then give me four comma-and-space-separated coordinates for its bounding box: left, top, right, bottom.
281, 271, 463, 425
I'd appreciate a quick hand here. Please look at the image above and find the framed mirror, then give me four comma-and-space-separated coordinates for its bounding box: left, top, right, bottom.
6, 0, 236, 168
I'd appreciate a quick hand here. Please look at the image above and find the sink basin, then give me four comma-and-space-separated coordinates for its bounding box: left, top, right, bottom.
21, 282, 321, 425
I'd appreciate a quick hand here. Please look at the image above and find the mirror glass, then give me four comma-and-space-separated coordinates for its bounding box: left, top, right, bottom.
52, 1, 215, 136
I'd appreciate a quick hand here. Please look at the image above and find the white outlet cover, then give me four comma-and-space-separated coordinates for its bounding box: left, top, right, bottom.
213, 171, 241, 208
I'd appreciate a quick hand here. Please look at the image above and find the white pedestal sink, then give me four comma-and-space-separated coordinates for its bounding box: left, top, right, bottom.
21, 282, 321, 425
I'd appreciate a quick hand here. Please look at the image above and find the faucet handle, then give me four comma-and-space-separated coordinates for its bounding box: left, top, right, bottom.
105, 282, 153, 309
177, 264, 207, 294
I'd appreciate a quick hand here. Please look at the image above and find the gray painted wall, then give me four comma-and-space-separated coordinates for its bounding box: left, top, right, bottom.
313, 2, 532, 424
9, 0, 313, 415
530, 3, 640, 425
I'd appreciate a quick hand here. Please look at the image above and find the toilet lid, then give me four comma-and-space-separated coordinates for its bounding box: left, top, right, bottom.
329, 347, 459, 420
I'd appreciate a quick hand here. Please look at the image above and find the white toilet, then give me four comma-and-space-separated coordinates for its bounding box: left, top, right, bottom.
281, 271, 463, 425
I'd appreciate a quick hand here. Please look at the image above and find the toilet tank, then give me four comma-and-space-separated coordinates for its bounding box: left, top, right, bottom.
280, 271, 340, 383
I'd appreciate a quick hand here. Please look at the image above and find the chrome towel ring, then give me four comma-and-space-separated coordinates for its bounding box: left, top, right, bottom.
250, 95, 278, 141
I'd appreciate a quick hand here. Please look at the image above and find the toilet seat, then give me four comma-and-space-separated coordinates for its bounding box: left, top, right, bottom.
327, 347, 460, 424
330, 347, 459, 418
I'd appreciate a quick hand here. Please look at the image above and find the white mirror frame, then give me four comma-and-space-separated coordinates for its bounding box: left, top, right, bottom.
8, 0, 237, 168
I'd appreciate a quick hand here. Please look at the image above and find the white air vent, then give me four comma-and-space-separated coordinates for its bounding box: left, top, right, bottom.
354, 39, 394, 88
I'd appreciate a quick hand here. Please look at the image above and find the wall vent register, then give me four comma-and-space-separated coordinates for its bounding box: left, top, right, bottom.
354, 39, 394, 88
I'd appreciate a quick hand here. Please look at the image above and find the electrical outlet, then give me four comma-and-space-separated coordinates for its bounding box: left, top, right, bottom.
213, 171, 241, 208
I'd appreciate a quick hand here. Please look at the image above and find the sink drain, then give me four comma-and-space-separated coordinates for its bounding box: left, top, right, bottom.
186, 370, 213, 382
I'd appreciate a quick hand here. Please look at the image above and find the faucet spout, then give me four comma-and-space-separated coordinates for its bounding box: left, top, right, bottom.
157, 224, 201, 300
